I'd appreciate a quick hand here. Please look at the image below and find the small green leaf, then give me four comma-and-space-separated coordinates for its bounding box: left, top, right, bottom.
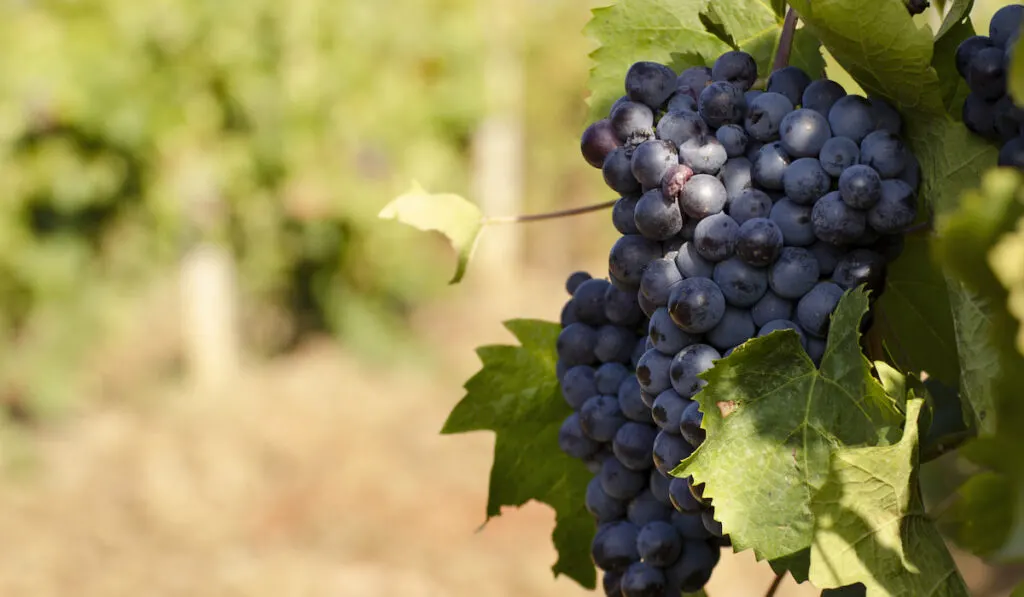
442, 319, 596, 588
583, 0, 731, 121
674, 288, 902, 562
935, 0, 973, 40
808, 398, 970, 596
938, 471, 1017, 557
378, 182, 484, 284
1010, 33, 1024, 104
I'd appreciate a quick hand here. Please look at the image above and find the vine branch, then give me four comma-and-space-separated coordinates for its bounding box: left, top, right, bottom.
772, 8, 799, 73
764, 572, 785, 597
483, 199, 617, 224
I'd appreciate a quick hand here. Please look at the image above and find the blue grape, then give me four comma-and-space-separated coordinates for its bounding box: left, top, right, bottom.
627, 489, 674, 527
782, 157, 831, 205
716, 124, 749, 157
613, 196, 641, 235
832, 248, 887, 295
605, 284, 644, 326
819, 136, 860, 177
637, 291, 659, 318
736, 217, 784, 267
560, 299, 579, 328
956, 35, 994, 77
727, 188, 772, 224
767, 66, 811, 105
665, 540, 719, 592
780, 108, 832, 158
653, 430, 695, 477
614, 422, 659, 471
713, 257, 768, 307
581, 394, 626, 442
560, 412, 601, 459
596, 362, 630, 394
619, 375, 654, 423
609, 235, 663, 288
745, 92, 795, 141
610, 100, 655, 141
592, 520, 641, 570
898, 147, 921, 191
812, 191, 867, 245
670, 511, 713, 540
652, 389, 688, 435
796, 281, 844, 338
698, 81, 747, 127
635, 188, 683, 241
802, 79, 847, 117
679, 400, 706, 447
638, 521, 684, 566
602, 571, 623, 597
675, 241, 715, 278
999, 136, 1024, 168
869, 97, 902, 134
769, 198, 816, 246
557, 322, 597, 366
566, 271, 592, 295
561, 365, 596, 409
694, 212, 740, 262
669, 343, 721, 398
676, 66, 713, 101
701, 509, 724, 537
586, 476, 628, 522
573, 278, 612, 325
828, 95, 877, 143
582, 118, 622, 169
679, 135, 728, 175
621, 561, 667, 597
993, 95, 1024, 142
751, 290, 793, 328
657, 110, 709, 147
963, 92, 999, 139
757, 319, 808, 349
626, 61, 678, 109
649, 307, 698, 355
859, 130, 906, 178
752, 141, 792, 190
769, 247, 821, 299
667, 92, 698, 113
640, 256, 685, 306
711, 50, 758, 91
603, 147, 643, 195
660, 163, 695, 202
631, 337, 648, 369
838, 164, 882, 209
636, 348, 675, 395
632, 140, 679, 188
806, 337, 826, 365
668, 277, 727, 333
718, 156, 753, 198
600, 458, 648, 501
680, 173, 727, 219
595, 325, 635, 364
650, 468, 673, 505
706, 306, 755, 351
809, 241, 845, 276
989, 4, 1024, 48
867, 180, 917, 233
668, 476, 703, 513
745, 139, 765, 161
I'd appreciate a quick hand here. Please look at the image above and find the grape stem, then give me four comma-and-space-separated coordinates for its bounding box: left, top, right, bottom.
483, 199, 617, 224
764, 572, 785, 597
772, 8, 799, 73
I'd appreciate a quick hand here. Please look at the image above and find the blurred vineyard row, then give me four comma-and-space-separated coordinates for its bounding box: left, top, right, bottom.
0, 0, 614, 418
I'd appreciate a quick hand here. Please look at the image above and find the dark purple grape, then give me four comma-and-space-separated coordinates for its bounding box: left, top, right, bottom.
839, 164, 882, 209
727, 188, 772, 224
832, 248, 887, 295
661, 163, 695, 202
751, 290, 792, 328
611, 100, 656, 141
627, 489, 674, 527
680, 174, 727, 219
736, 217, 784, 267
967, 46, 1006, 100
999, 135, 1024, 168
649, 307, 698, 355
626, 61, 678, 109
718, 156, 753, 198
769, 247, 821, 299
745, 92, 795, 141
779, 108, 832, 158
613, 422, 659, 470
859, 130, 906, 178
591, 520, 641, 570
652, 388, 689, 434
668, 277, 727, 333
634, 188, 684, 240
766, 66, 811, 105
657, 110, 709, 147
828, 95, 877, 143
653, 430, 695, 477
757, 319, 808, 349
796, 281, 845, 338
867, 179, 917, 234
613, 196, 641, 235
812, 191, 867, 245
679, 135, 728, 175
782, 157, 831, 205
716, 124, 749, 157
752, 141, 792, 190
573, 278, 612, 325
869, 96, 902, 134
632, 139, 679, 187
711, 50, 758, 91
669, 343, 721, 398
956, 35, 995, 77
600, 458, 648, 501
595, 325, 636, 363
675, 241, 715, 278
609, 234, 662, 288
989, 4, 1024, 48
819, 136, 860, 177
698, 81, 747, 128
636, 348, 675, 395
637, 520, 684, 566
640, 256, 684, 306
560, 412, 601, 459
706, 306, 755, 351
693, 213, 740, 262
580, 394, 626, 442
676, 66, 713, 101
621, 561, 667, 597
802, 79, 847, 117
557, 322, 597, 366
582, 118, 622, 168
769, 198, 816, 246
603, 147, 643, 195
809, 240, 845, 276
619, 375, 653, 423
963, 92, 999, 139
713, 257, 769, 307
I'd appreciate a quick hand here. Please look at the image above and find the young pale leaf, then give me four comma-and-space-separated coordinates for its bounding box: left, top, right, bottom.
808, 399, 970, 596
379, 182, 483, 284
673, 288, 902, 562
441, 320, 596, 588
583, 0, 731, 121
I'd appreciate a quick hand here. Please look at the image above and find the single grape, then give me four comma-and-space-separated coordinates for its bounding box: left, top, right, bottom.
665, 539, 719, 592
989, 3, 1024, 48
640, 256, 684, 306
769, 198, 815, 246
713, 257, 769, 307
653, 430, 696, 477
657, 110, 709, 147
828, 95, 877, 143
769, 247, 821, 299
670, 511, 713, 540
963, 93, 999, 139
957, 35, 995, 77
780, 108, 832, 158
735, 217, 784, 268
693, 212, 740, 262
867, 179, 917, 233
621, 561, 667, 597
557, 322, 597, 366
806, 337, 826, 365
745, 139, 765, 161
727, 188, 772, 224
559, 412, 601, 459
586, 476, 628, 522
602, 571, 623, 597
561, 365, 597, 409
999, 135, 1024, 168
600, 458, 648, 501
614, 422, 659, 471
667, 276, 727, 333
591, 520, 641, 570
619, 375, 654, 423
698, 81, 747, 128
580, 394, 626, 442
582, 118, 622, 168
711, 50, 758, 91
832, 248, 887, 295
632, 338, 648, 369
782, 157, 831, 205
859, 130, 906, 178
752, 141, 792, 190
631, 139, 679, 188
812, 191, 867, 245
566, 271, 593, 295
809, 240, 845, 276
669, 343, 721, 398
667, 92, 698, 112
838, 164, 882, 209
611, 100, 656, 141
636, 348, 675, 396
605, 284, 644, 326
668, 476, 703, 513
573, 278, 612, 325
596, 362, 630, 394
819, 136, 860, 177
802, 79, 847, 117
751, 290, 793, 327
650, 469, 673, 505
603, 147, 643, 195
993, 95, 1024, 142
967, 47, 1006, 101
613, 196, 641, 235
758, 319, 807, 349
766, 66, 811, 105
560, 299, 577, 327
706, 305, 755, 351
627, 489, 674, 527
679, 135, 728, 175
679, 399, 705, 448
676, 66, 713, 101
637, 291, 659, 318
609, 234, 663, 288
675, 241, 715, 278
626, 61, 678, 109
595, 325, 636, 363
869, 97, 902, 134
718, 156, 753, 198
638, 520, 684, 566
634, 188, 684, 241
701, 509, 724, 537
796, 281, 845, 338
716, 124, 749, 157
650, 307, 698, 355
652, 389, 689, 434
744, 92, 795, 141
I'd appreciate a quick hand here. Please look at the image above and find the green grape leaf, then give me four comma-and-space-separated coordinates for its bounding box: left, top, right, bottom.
790, 28, 827, 79
808, 398, 970, 596
583, 0, 731, 121
441, 319, 596, 588
378, 182, 484, 284
938, 471, 1018, 557
1010, 33, 1024, 104
673, 288, 903, 562
936, 0, 974, 40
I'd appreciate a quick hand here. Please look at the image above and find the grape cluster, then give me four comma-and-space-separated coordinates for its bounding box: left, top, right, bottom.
556, 271, 723, 597
567, 50, 921, 595
956, 3, 1024, 168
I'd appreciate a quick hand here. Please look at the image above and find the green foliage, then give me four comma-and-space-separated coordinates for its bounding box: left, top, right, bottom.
674, 289, 902, 562
441, 319, 596, 588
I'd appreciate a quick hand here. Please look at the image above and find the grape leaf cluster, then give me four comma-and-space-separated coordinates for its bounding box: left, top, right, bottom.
956, 4, 1024, 168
